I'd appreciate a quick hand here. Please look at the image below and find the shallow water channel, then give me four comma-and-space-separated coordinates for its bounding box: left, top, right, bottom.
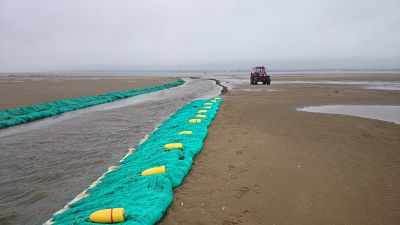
0, 78, 220, 225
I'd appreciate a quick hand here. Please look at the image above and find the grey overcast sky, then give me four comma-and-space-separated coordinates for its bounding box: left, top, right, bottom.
0, 0, 399, 72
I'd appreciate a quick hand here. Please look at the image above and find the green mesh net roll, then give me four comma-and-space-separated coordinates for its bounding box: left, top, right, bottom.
0, 79, 184, 129
48, 97, 223, 225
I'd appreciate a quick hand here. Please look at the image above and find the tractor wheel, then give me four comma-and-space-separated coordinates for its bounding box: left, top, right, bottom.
267, 77, 271, 85
250, 78, 253, 84
254, 77, 258, 85
262, 82, 267, 85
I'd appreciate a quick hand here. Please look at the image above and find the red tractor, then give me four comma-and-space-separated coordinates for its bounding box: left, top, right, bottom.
250, 66, 271, 85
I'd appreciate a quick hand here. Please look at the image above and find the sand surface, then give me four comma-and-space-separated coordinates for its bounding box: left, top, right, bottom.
0, 76, 175, 110
160, 75, 400, 225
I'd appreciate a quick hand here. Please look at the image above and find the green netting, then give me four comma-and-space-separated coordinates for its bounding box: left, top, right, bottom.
49, 97, 223, 225
0, 79, 184, 129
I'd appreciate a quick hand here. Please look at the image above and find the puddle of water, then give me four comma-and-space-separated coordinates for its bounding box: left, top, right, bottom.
365, 83, 400, 91
274, 81, 400, 91
209, 76, 400, 91
298, 105, 400, 125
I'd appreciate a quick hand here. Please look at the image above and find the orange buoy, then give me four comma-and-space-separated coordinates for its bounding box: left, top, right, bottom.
196, 114, 207, 118
179, 131, 193, 135
198, 110, 207, 113
89, 208, 125, 223
204, 106, 211, 109
204, 102, 212, 106
141, 165, 166, 176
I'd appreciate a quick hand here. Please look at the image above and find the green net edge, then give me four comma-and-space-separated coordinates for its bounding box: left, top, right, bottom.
0, 78, 184, 129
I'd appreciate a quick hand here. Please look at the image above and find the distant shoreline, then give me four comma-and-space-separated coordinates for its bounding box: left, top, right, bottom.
1, 69, 400, 77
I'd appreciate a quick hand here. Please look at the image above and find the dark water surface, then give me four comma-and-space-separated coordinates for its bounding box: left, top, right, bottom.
0, 79, 220, 225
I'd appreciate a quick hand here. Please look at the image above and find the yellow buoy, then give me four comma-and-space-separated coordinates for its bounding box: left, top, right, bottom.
204, 102, 212, 106
198, 110, 207, 113
211, 99, 216, 102
164, 143, 183, 149
179, 131, 193, 135
141, 165, 166, 176
196, 114, 206, 118
89, 208, 125, 223
215, 97, 221, 100
204, 106, 211, 109
188, 119, 201, 123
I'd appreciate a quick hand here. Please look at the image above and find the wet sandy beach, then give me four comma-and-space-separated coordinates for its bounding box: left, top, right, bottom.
1, 74, 400, 225
160, 74, 400, 225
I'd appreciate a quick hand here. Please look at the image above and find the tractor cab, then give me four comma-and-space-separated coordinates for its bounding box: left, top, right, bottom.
254, 66, 266, 75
